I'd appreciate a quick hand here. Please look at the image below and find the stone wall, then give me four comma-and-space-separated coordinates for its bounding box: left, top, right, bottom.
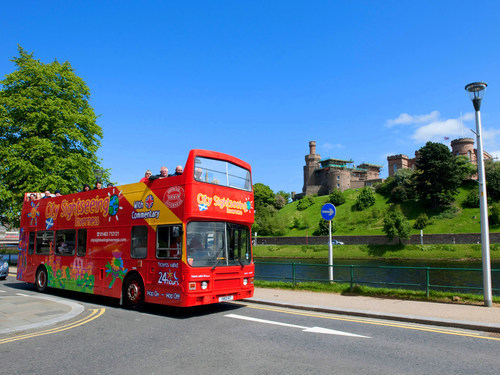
255, 233, 500, 246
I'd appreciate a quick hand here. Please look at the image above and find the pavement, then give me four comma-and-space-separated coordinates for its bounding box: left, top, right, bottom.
1, 268, 500, 335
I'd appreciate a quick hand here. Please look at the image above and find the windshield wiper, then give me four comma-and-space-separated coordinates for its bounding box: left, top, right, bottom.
211, 247, 224, 271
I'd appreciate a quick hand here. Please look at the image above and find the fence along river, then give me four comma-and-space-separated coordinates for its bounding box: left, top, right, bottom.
255, 258, 500, 296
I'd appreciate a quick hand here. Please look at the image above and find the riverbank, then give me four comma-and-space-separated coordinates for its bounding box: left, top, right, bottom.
253, 244, 500, 261
254, 280, 500, 306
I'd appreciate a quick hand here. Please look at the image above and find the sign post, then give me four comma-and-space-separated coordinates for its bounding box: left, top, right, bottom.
321, 203, 336, 282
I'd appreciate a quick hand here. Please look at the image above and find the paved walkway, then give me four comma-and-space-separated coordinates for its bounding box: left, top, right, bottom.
2, 269, 499, 334
251, 288, 500, 332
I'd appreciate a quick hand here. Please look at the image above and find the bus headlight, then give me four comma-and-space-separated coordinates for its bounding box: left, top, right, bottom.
243, 278, 248, 286
201, 281, 208, 290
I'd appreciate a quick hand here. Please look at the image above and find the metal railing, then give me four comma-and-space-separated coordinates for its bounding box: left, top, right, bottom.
254, 261, 500, 297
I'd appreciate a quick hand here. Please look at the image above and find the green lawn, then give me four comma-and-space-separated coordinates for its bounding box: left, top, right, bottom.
276, 187, 493, 236
253, 243, 500, 261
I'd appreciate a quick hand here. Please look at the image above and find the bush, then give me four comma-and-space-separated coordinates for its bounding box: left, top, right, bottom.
313, 218, 336, 235
297, 195, 314, 211
462, 189, 479, 208
354, 187, 375, 211
489, 203, 500, 226
413, 213, 429, 230
329, 189, 346, 206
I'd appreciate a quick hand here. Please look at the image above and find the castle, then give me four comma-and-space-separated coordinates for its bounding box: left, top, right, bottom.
387, 137, 492, 178
295, 141, 383, 199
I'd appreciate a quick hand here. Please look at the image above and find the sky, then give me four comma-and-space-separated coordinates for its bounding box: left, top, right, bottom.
2, 1, 500, 195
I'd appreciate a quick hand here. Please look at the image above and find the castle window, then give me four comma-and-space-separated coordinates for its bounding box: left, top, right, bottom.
468, 151, 472, 161
337, 183, 340, 188
337, 175, 340, 180
393, 164, 398, 174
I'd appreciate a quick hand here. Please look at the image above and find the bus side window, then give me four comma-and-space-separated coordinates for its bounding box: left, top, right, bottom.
77, 229, 87, 256
131, 226, 148, 259
36, 231, 54, 254
156, 225, 182, 259
28, 232, 35, 255
55, 229, 76, 255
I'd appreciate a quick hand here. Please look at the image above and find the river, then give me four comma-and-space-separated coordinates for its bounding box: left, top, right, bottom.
255, 258, 500, 295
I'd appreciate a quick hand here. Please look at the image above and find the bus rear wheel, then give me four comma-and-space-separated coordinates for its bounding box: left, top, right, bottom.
123, 274, 144, 310
35, 267, 48, 293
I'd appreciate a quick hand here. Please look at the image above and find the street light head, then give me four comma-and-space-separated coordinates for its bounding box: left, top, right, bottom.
93, 168, 103, 183
465, 82, 487, 100
465, 82, 487, 111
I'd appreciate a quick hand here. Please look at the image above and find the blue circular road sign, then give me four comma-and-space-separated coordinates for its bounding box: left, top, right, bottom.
321, 203, 336, 221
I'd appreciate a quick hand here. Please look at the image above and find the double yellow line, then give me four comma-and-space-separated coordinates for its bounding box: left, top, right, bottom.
0, 308, 105, 345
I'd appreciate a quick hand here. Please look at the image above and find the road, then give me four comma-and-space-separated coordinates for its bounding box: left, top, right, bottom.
1, 279, 499, 375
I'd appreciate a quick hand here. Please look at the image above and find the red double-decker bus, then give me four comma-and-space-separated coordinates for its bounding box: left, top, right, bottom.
17, 149, 254, 308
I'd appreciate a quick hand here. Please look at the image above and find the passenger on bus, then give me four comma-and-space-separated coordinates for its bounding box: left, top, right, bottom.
54, 190, 62, 197
140, 170, 152, 183
149, 166, 168, 180
95, 182, 102, 189
188, 235, 203, 252
56, 237, 67, 254
29, 193, 37, 201
42, 191, 52, 199
107, 183, 113, 188
169, 165, 183, 176
194, 168, 203, 181
82, 184, 91, 192
170, 235, 182, 257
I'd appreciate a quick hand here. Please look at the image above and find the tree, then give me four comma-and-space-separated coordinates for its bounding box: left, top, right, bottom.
273, 194, 287, 210
391, 168, 416, 202
0, 47, 107, 227
253, 183, 275, 210
354, 187, 375, 211
414, 142, 461, 208
383, 209, 411, 244
456, 155, 477, 181
329, 189, 345, 206
276, 190, 291, 203
485, 160, 500, 201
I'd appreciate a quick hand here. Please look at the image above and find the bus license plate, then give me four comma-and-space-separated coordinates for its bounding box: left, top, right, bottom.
219, 295, 234, 302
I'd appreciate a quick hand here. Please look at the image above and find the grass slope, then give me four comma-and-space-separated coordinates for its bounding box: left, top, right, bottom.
278, 187, 495, 236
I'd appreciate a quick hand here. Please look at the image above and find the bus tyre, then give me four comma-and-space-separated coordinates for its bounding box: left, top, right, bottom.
123, 274, 145, 310
35, 267, 48, 293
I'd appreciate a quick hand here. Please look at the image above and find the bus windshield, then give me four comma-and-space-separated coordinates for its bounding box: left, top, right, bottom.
186, 221, 251, 267
193, 157, 251, 191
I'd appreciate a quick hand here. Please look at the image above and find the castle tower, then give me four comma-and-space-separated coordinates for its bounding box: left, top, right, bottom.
387, 154, 412, 178
451, 138, 476, 163
303, 141, 321, 193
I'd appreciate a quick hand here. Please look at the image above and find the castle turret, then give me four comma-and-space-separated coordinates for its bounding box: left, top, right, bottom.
303, 141, 321, 193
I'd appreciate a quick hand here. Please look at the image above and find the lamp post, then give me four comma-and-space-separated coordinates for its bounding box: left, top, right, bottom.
465, 82, 492, 307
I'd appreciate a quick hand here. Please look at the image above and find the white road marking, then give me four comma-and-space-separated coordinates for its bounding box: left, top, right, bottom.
225, 314, 370, 338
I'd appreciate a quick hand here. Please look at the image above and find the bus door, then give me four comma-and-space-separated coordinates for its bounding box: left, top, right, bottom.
151, 224, 183, 303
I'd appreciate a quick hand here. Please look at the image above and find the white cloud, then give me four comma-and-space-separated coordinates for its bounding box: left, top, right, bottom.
462, 112, 475, 121
386, 110, 440, 127
411, 119, 462, 142
322, 142, 344, 151
488, 150, 500, 160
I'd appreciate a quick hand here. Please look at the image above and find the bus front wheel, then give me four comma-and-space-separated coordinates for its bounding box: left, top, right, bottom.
123, 274, 144, 310
35, 267, 48, 293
